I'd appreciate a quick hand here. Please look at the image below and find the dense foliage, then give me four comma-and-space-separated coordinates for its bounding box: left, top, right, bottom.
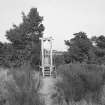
54, 54, 65, 68
65, 32, 93, 63
0, 8, 44, 68
56, 63, 105, 105
64, 32, 105, 64
0, 65, 42, 105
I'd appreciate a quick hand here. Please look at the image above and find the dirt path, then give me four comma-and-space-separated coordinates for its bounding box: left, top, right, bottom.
39, 77, 57, 105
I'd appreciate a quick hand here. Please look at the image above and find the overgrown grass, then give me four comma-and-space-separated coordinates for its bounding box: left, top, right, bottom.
56, 63, 105, 105
0, 64, 43, 105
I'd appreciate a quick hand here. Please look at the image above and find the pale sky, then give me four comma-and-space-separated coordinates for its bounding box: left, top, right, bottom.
0, 0, 105, 51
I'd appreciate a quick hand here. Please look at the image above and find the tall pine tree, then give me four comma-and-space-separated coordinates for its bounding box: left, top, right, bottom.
5, 8, 45, 68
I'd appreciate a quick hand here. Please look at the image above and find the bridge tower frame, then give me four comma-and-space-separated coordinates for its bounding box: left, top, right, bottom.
40, 37, 54, 77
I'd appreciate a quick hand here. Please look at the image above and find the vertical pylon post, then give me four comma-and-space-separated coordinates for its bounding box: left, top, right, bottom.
50, 38, 53, 76
40, 38, 44, 76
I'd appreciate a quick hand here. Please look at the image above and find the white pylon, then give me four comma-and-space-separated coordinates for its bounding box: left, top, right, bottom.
40, 37, 54, 77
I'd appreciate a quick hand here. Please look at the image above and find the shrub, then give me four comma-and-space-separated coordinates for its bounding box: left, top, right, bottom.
56, 63, 105, 104
0, 65, 42, 105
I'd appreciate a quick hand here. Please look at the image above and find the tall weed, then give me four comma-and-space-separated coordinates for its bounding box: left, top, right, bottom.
56, 63, 105, 105
0, 65, 42, 105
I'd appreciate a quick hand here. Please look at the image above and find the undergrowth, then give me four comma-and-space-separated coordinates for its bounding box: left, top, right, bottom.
56, 63, 105, 105
0, 64, 42, 105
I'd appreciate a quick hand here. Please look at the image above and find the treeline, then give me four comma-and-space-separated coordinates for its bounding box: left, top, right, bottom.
0, 8, 105, 68
64, 32, 105, 65
0, 8, 44, 68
